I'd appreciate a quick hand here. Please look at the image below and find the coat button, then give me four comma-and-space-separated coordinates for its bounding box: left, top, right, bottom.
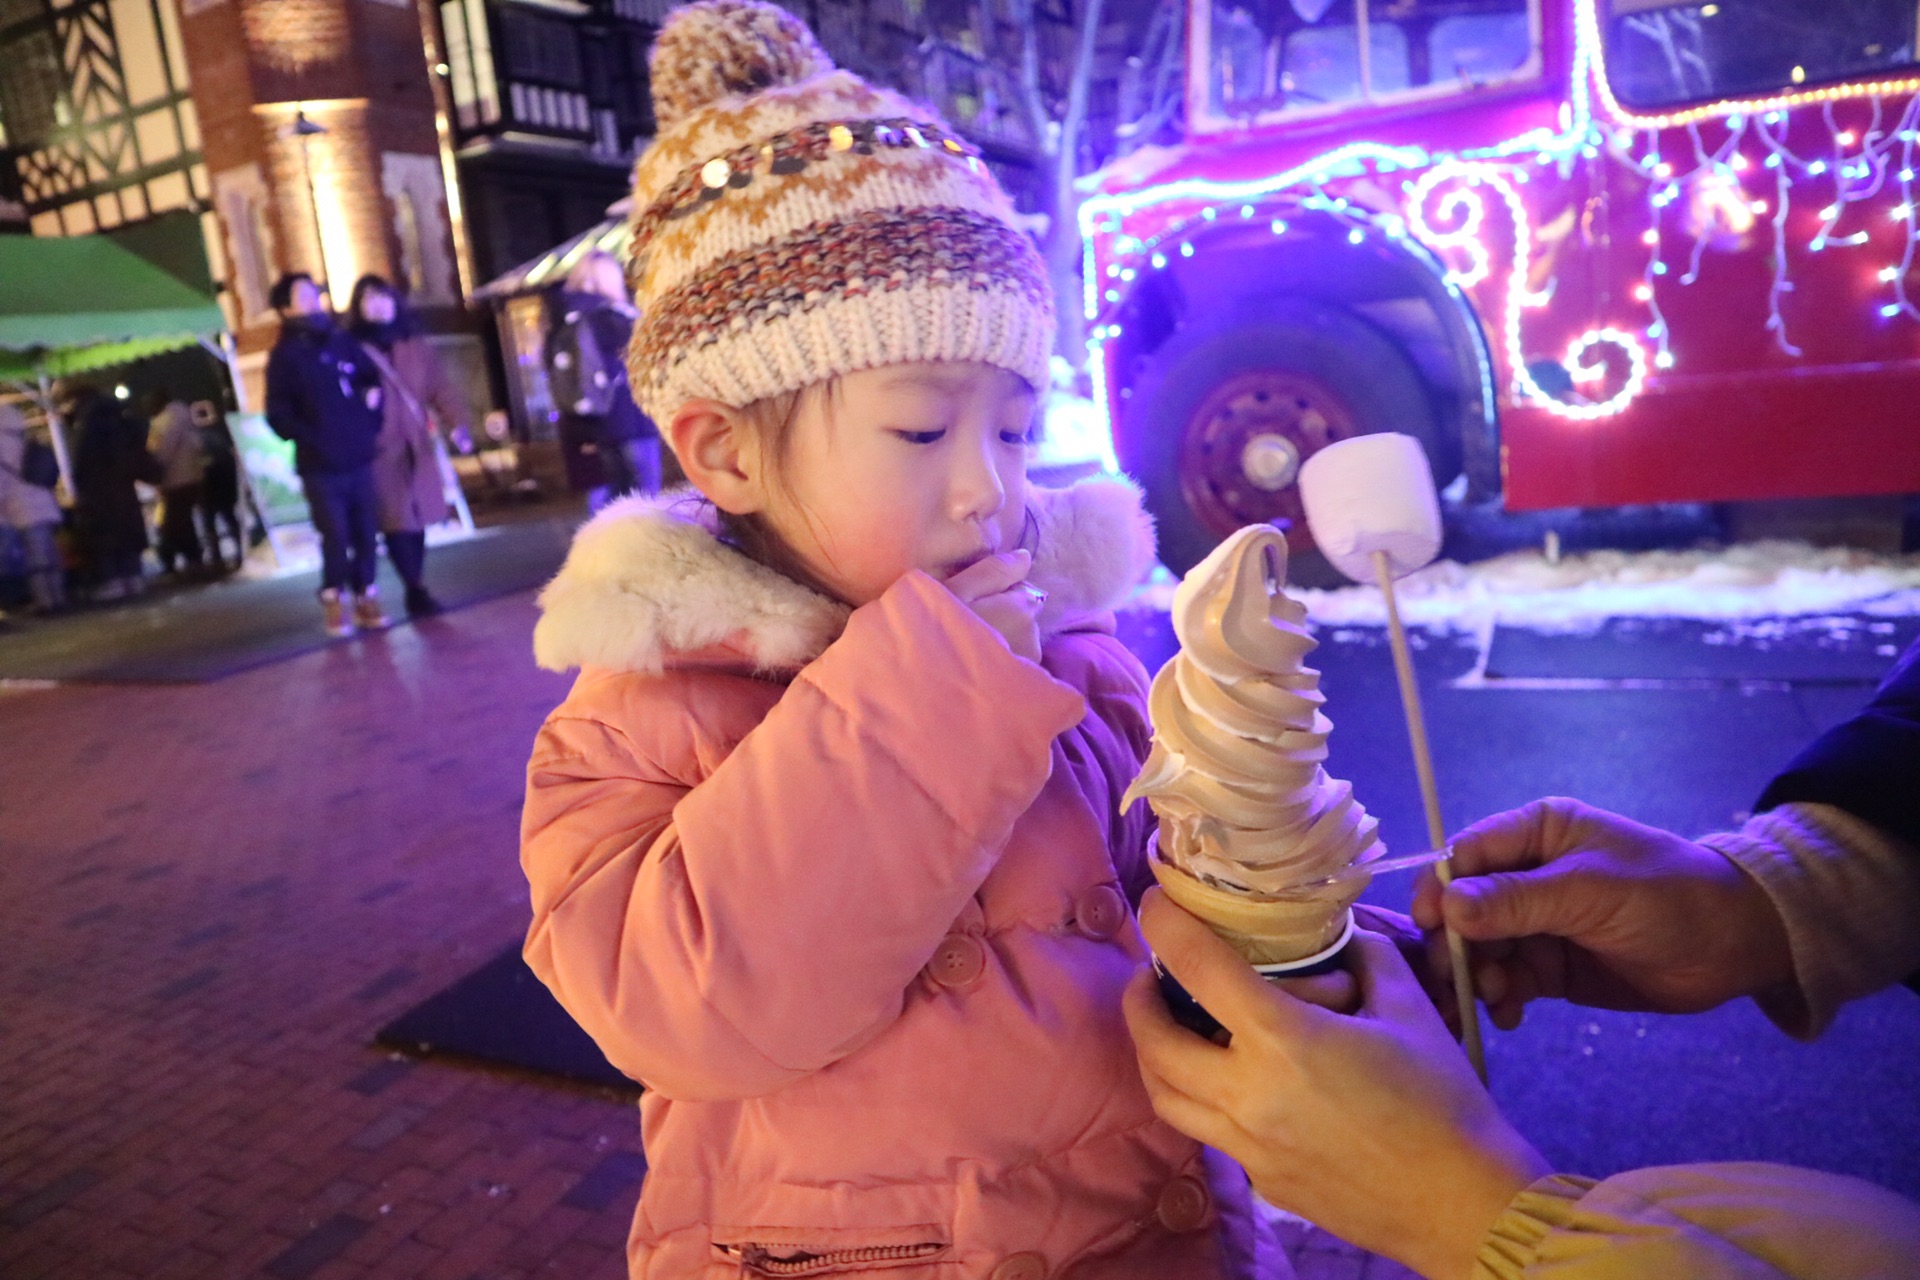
1074, 884, 1127, 940
1157, 1175, 1211, 1233
927, 934, 986, 989
989, 1251, 1048, 1280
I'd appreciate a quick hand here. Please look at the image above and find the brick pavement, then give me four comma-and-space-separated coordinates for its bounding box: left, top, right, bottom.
0, 589, 1410, 1280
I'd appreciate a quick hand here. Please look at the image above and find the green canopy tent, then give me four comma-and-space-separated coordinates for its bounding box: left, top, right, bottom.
0, 233, 230, 490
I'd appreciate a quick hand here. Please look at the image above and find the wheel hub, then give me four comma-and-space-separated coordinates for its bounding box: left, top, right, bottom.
1239, 433, 1301, 491
1176, 369, 1359, 545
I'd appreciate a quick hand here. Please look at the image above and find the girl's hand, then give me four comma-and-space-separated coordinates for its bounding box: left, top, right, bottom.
945, 550, 1043, 661
1124, 890, 1550, 1280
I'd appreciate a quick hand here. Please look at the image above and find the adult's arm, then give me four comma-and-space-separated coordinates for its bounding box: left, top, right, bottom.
263, 344, 304, 444
419, 341, 473, 439
1477, 1163, 1920, 1279
522, 573, 1086, 1101
1700, 802, 1920, 1037
1757, 638, 1920, 850
1125, 894, 1920, 1280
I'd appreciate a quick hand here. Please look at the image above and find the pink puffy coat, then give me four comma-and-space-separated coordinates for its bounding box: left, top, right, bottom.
522, 480, 1272, 1280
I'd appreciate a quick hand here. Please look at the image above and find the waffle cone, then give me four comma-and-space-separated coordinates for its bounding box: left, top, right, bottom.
1149, 839, 1363, 967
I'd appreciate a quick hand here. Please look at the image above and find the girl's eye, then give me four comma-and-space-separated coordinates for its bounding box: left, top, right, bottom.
894, 429, 945, 445
1000, 426, 1038, 446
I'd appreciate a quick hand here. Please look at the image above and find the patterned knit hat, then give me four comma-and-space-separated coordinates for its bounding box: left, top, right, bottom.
623, 0, 1055, 426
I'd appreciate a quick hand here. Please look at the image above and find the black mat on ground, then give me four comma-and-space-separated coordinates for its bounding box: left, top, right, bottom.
375, 944, 637, 1092
0, 515, 576, 683
1484, 614, 1920, 682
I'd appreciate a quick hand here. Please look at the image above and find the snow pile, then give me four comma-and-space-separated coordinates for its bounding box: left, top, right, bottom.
1131, 540, 1920, 633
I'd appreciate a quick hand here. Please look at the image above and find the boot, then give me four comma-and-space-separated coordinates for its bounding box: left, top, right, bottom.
404, 584, 443, 618
320, 588, 354, 638
27, 571, 65, 615
353, 586, 392, 631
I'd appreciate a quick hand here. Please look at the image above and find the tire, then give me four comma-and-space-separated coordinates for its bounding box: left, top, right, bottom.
1119, 297, 1446, 582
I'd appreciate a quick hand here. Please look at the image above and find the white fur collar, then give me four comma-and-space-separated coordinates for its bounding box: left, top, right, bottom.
533, 477, 1157, 675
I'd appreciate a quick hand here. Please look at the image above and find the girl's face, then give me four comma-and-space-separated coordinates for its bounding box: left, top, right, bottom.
359, 289, 397, 325
756, 361, 1037, 607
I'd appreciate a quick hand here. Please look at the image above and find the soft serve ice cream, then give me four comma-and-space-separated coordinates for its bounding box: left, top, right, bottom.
1123, 525, 1383, 967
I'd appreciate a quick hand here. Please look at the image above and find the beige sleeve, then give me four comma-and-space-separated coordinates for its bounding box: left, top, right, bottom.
1698, 803, 1920, 1040
1475, 1166, 1920, 1280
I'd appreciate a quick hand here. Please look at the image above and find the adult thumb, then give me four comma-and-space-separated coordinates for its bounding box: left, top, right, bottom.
1443, 862, 1589, 942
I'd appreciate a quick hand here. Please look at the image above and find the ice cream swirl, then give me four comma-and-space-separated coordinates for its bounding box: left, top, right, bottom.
1123, 525, 1382, 895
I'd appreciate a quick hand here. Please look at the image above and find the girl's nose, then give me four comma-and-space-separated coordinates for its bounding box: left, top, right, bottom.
949, 437, 1006, 525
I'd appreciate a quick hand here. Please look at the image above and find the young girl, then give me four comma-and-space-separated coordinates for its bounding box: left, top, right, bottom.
521, 4, 1271, 1275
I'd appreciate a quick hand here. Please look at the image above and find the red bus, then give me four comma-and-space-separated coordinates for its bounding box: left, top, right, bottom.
1082, 0, 1920, 571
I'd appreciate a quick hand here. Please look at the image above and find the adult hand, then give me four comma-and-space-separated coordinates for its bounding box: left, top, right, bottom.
945, 549, 1042, 662
1413, 798, 1795, 1030
1125, 890, 1548, 1280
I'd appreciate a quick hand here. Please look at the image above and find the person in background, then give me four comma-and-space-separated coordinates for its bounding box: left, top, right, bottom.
0, 404, 67, 614
142, 389, 207, 580
66, 382, 150, 602
1126, 636, 1920, 1280
548, 248, 660, 506
196, 404, 244, 576
346, 274, 473, 619
265, 272, 389, 637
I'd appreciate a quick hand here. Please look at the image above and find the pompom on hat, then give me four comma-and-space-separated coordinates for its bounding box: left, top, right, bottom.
623, 0, 1055, 426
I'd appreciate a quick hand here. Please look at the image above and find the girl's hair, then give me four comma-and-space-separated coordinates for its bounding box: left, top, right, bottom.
346, 274, 414, 332
709, 383, 846, 601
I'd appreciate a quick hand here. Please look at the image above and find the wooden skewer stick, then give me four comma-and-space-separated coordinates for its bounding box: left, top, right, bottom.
1373, 550, 1487, 1082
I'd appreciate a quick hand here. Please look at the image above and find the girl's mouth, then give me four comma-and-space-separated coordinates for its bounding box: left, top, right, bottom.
942, 546, 999, 578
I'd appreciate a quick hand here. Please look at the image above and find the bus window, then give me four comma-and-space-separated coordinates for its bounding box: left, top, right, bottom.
1205, 0, 1535, 123
1606, 0, 1919, 109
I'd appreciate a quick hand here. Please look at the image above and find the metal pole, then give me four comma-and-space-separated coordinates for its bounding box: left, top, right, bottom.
33, 364, 75, 503
207, 332, 287, 569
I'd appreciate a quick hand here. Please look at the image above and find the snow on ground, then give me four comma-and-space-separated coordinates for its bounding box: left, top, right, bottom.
1129, 540, 1920, 634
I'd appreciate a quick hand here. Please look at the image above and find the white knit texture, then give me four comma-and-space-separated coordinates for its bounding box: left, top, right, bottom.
633, 278, 1055, 423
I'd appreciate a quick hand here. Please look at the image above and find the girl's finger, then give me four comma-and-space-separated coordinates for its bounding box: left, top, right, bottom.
944, 550, 1030, 601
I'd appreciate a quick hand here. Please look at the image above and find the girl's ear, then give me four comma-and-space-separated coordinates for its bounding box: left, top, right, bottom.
669, 400, 763, 515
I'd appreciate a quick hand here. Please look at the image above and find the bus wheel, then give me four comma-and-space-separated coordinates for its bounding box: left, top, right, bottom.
1121, 298, 1442, 580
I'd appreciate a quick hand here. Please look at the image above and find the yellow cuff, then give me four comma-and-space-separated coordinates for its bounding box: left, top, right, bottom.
1474, 1174, 1599, 1279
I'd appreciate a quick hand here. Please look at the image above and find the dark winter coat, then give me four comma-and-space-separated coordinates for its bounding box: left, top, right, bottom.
70, 394, 150, 561
355, 327, 470, 532
265, 316, 384, 476
1758, 635, 1920, 990
551, 292, 655, 444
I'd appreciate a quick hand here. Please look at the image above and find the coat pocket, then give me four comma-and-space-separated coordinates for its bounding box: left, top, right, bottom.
712, 1224, 949, 1276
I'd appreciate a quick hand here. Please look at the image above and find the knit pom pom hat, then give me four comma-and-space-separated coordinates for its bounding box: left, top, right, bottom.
624, 0, 1055, 427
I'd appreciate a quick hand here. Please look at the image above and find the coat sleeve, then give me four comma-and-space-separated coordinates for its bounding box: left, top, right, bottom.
1757, 637, 1920, 856
521, 572, 1089, 1101
1043, 623, 1157, 904
419, 342, 472, 436
263, 345, 304, 445
1474, 1165, 1920, 1279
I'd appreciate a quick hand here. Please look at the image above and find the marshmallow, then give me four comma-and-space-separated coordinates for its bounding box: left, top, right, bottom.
1298, 434, 1443, 584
